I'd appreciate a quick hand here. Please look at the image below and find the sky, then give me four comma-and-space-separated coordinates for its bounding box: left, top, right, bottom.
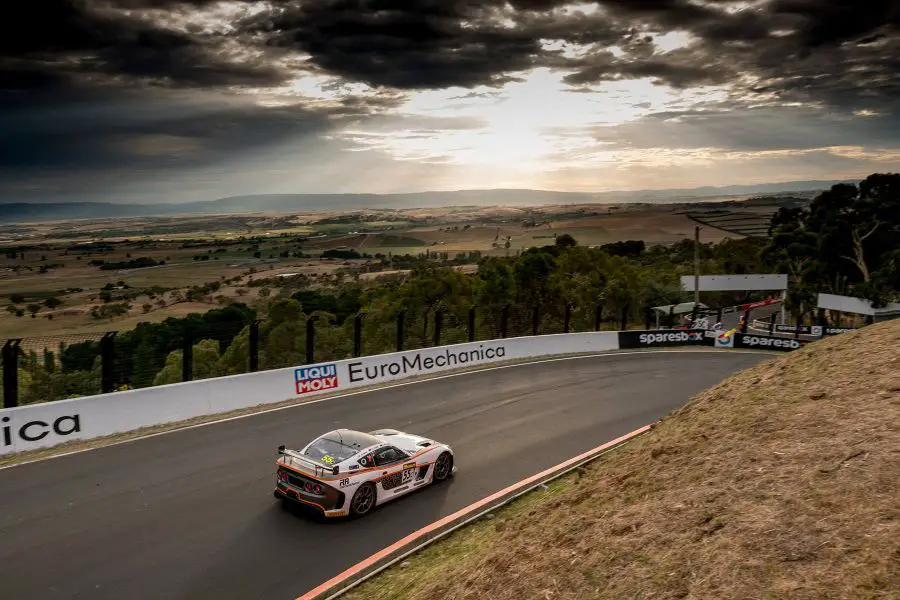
1, 0, 899, 204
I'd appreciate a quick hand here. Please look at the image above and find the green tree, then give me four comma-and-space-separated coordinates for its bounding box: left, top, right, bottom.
762, 173, 900, 312
153, 339, 223, 386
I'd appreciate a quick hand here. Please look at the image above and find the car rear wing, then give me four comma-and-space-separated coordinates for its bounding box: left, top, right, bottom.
277, 445, 340, 477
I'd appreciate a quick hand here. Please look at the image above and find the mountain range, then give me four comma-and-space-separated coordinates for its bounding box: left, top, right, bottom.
0, 179, 853, 223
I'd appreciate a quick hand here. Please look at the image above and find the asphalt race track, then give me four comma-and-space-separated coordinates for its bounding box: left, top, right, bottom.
0, 351, 770, 600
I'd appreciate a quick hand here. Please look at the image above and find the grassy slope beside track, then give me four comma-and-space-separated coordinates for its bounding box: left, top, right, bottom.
342, 319, 900, 600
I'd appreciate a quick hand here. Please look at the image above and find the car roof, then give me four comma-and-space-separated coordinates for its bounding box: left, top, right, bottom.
313, 428, 385, 454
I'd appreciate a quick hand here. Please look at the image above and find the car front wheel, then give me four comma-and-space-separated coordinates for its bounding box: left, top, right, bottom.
433, 452, 454, 482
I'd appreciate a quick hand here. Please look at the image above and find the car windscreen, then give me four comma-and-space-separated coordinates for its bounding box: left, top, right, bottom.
303, 436, 363, 465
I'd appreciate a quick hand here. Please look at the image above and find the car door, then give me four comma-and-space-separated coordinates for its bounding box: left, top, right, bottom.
373, 446, 418, 500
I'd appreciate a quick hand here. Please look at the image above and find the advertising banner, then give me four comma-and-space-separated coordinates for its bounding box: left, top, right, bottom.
733, 333, 807, 351
617, 329, 712, 349
823, 327, 857, 336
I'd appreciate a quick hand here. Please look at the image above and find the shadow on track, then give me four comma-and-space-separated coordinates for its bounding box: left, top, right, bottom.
173, 477, 458, 600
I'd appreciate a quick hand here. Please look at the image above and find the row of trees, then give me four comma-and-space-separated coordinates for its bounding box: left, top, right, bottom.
764, 173, 900, 315
7, 234, 770, 405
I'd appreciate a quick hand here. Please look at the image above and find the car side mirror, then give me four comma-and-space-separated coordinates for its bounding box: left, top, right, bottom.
277, 445, 286, 455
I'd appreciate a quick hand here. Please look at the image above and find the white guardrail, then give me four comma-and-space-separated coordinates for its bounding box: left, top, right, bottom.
1, 332, 621, 456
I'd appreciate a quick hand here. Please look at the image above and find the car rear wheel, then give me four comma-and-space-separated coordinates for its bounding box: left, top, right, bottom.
433, 452, 453, 482
349, 482, 376, 517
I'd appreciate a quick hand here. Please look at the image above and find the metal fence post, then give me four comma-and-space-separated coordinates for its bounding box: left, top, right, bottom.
2, 339, 21, 408
353, 314, 364, 357
620, 304, 628, 331
396, 310, 405, 352
306, 316, 316, 364
769, 312, 776, 334
249, 320, 260, 372
563, 303, 572, 333
467, 306, 476, 342
501, 304, 509, 338
181, 332, 193, 382
433, 309, 443, 347
100, 332, 117, 394
795, 314, 802, 340
741, 309, 750, 333
531, 304, 540, 336
595, 304, 603, 331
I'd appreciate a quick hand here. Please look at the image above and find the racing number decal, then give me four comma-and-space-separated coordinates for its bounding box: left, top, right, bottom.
321, 455, 335, 465
339, 478, 350, 488
401, 462, 416, 484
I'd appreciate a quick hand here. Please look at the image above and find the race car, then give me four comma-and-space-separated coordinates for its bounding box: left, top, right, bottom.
273, 428, 456, 518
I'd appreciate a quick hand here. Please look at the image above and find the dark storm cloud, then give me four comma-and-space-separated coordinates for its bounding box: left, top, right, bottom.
239, 0, 548, 90
0, 92, 335, 172
227, 0, 900, 114
0, 0, 284, 92
4, 0, 899, 106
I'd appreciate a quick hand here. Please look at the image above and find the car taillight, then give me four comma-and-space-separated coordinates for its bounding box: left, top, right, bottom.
313, 484, 322, 494
304, 482, 313, 492
277, 470, 288, 482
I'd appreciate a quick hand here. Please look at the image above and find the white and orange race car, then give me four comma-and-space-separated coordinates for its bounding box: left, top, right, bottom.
273, 428, 456, 518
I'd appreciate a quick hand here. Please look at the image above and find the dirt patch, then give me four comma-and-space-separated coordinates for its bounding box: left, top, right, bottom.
341, 320, 900, 600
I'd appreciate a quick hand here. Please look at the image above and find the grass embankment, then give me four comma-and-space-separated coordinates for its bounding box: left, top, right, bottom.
344, 320, 900, 600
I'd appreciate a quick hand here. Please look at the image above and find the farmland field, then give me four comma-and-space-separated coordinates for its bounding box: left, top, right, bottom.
0, 195, 801, 339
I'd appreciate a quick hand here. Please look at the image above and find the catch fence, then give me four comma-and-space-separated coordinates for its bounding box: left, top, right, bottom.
2, 298, 854, 408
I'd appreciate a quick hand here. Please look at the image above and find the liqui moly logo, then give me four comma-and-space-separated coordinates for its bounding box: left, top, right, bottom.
294, 363, 339, 395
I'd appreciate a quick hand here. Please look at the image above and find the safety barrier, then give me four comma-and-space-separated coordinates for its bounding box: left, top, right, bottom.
1, 324, 847, 456
1, 331, 621, 455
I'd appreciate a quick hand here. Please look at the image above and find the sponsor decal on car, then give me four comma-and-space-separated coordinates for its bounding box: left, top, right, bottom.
294, 363, 339, 395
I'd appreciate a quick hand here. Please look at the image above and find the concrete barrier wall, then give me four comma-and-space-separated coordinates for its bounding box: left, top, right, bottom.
1, 331, 619, 455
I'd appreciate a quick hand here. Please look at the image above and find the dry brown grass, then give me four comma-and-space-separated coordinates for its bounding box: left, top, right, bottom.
343, 319, 900, 600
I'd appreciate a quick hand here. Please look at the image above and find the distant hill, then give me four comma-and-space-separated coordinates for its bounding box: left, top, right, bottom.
0, 179, 854, 223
